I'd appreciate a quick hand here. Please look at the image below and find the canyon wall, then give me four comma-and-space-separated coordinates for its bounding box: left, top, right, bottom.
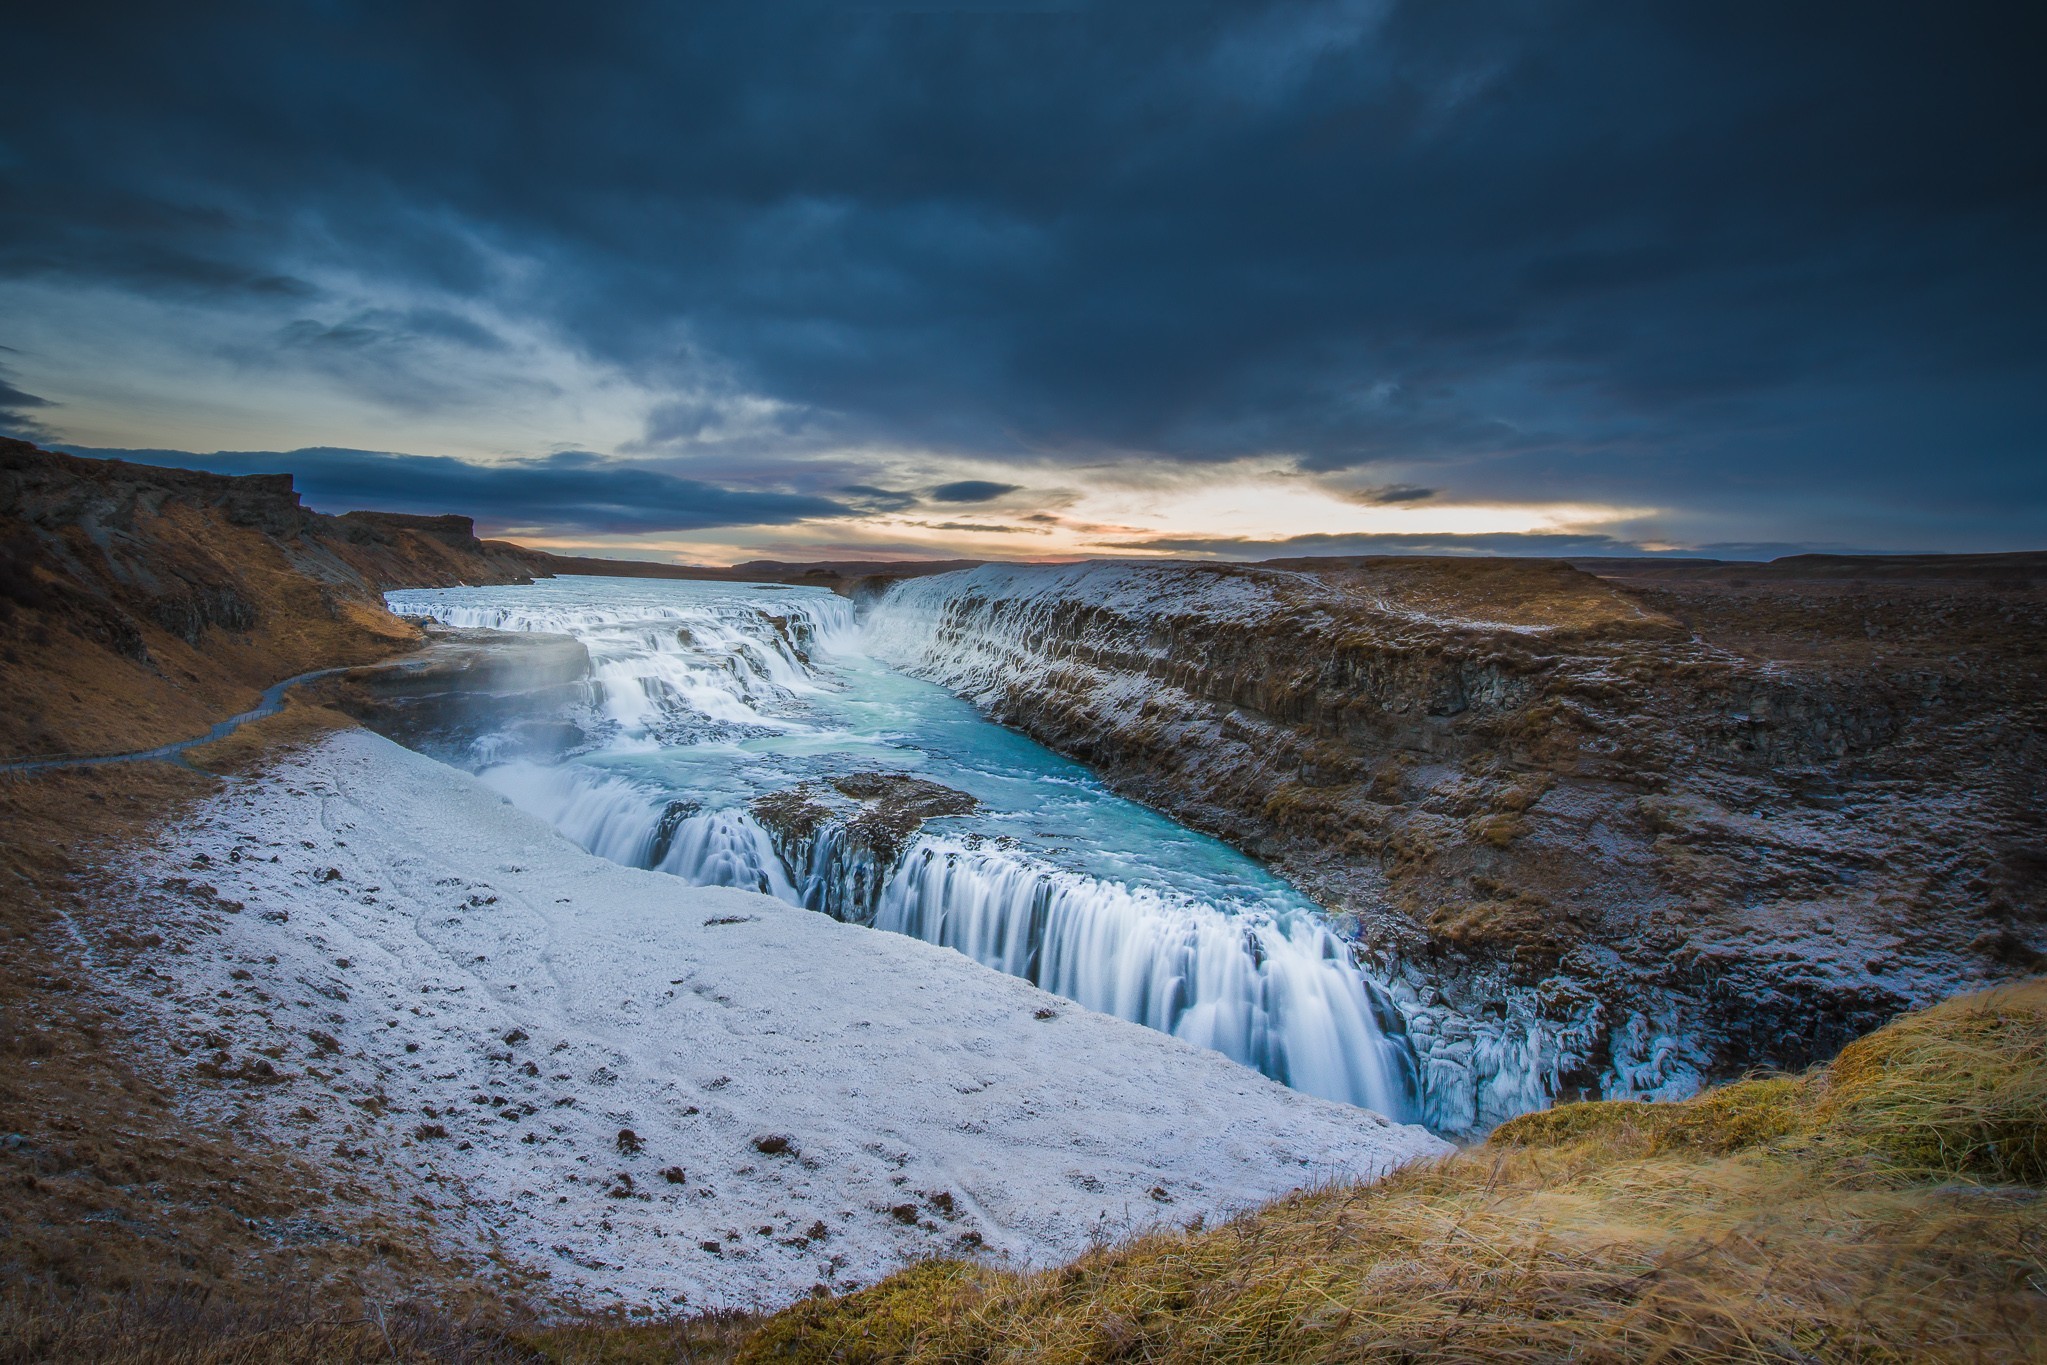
869, 556, 2047, 1130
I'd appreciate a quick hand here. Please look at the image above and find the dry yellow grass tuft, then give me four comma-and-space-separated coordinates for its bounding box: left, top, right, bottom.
741, 980, 2047, 1364
1816, 982, 2047, 1184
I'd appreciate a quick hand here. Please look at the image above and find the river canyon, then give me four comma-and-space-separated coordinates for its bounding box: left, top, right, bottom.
368, 558, 2044, 1140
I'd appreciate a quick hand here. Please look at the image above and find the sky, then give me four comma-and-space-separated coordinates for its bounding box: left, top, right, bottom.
3, 1, 2043, 564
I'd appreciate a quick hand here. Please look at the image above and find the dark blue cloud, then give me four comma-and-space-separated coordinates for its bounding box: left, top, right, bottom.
913, 520, 1050, 535
1342, 485, 1437, 506
59, 446, 853, 534
929, 480, 1021, 503
837, 484, 920, 513
0, 357, 56, 443
4, 0, 2044, 548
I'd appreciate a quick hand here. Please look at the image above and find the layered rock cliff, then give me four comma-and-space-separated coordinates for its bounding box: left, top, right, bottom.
868, 556, 2047, 1131
0, 440, 556, 759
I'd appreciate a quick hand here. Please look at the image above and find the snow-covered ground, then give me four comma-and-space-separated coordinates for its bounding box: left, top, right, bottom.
116, 729, 1448, 1311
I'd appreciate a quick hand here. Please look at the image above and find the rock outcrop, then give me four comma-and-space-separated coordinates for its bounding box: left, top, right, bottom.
752, 773, 981, 923
868, 556, 2047, 1131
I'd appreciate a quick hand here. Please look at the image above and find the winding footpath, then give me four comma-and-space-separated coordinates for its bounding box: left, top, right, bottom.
0, 668, 348, 776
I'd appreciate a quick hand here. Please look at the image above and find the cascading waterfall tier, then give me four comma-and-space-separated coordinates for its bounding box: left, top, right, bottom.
390, 582, 859, 742
479, 759, 1413, 1118
387, 575, 1419, 1123
874, 836, 1412, 1117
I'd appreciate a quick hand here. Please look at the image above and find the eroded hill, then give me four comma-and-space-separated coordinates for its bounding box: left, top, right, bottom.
0, 440, 555, 760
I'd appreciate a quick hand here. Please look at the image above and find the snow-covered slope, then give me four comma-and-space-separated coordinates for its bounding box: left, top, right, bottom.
113, 729, 1447, 1311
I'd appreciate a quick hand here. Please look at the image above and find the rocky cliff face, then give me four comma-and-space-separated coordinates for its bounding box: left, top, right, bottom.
0, 440, 557, 759
868, 556, 2047, 1132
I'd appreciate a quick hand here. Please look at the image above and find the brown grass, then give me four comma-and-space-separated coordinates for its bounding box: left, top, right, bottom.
1286, 555, 1679, 635
1818, 984, 2047, 1183
0, 1295, 764, 1363
507, 1311, 762, 1363
740, 981, 2047, 1364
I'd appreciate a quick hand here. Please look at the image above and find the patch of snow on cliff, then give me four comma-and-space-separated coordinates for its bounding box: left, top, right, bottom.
862, 561, 1288, 729
877, 560, 1288, 630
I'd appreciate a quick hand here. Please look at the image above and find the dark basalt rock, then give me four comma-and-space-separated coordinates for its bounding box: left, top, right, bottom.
830, 773, 979, 864
750, 789, 836, 845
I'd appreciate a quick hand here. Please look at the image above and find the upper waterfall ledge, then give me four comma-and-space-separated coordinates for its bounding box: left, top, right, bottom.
108, 728, 1449, 1312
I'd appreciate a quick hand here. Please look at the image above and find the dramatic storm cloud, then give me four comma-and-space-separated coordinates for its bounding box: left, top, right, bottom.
3, 1, 2042, 559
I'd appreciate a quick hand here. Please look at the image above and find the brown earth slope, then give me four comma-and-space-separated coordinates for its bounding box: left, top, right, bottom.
0, 440, 556, 761
870, 554, 2047, 1131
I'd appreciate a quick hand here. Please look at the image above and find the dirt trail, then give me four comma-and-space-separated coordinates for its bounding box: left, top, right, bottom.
0, 668, 346, 774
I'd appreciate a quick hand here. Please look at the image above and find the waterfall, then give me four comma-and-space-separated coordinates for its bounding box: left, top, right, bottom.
387, 582, 859, 739
388, 575, 1421, 1124
483, 761, 799, 901
479, 758, 1414, 1118
874, 837, 1412, 1117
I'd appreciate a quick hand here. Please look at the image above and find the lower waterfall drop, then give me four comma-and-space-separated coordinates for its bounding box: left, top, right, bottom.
875, 837, 1412, 1118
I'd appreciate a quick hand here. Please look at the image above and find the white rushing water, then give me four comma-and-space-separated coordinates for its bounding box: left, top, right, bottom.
387, 576, 1417, 1122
